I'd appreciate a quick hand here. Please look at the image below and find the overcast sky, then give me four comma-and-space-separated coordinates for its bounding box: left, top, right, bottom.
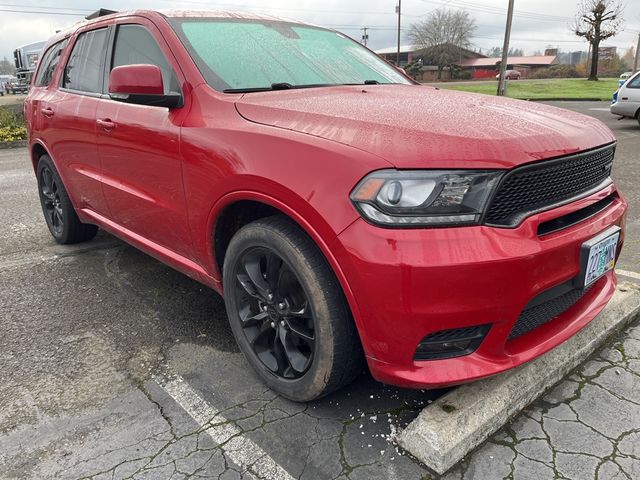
1, 0, 639, 61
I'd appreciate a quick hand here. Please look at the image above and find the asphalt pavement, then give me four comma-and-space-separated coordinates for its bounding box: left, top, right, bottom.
0, 101, 638, 479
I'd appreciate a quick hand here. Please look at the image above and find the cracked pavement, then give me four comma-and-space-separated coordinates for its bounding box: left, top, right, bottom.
440, 320, 640, 480
1, 101, 639, 479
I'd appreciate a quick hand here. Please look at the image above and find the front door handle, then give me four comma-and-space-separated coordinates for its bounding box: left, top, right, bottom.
41, 107, 54, 117
97, 118, 116, 131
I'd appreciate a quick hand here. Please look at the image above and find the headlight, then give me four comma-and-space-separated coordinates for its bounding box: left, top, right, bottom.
350, 170, 504, 227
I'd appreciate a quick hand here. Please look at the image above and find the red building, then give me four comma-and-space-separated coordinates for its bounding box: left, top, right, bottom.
458, 55, 560, 79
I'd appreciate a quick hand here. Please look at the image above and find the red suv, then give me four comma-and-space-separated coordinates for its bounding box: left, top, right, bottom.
25, 10, 627, 401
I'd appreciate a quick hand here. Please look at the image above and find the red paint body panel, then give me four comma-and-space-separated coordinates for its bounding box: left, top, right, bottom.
235, 85, 615, 168
109, 64, 165, 95
335, 187, 626, 386
24, 10, 628, 390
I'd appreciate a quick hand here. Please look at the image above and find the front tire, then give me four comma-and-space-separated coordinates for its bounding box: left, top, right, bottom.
223, 216, 363, 401
37, 154, 98, 244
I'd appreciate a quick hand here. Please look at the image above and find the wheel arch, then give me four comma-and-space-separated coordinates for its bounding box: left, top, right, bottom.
207, 192, 367, 351
31, 141, 50, 173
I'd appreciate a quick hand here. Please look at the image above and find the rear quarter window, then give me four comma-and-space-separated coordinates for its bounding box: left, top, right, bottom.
34, 39, 68, 87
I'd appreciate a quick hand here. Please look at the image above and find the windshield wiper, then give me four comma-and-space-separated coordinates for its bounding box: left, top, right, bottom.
223, 82, 382, 93
222, 81, 389, 94
271, 82, 294, 90
224, 82, 330, 93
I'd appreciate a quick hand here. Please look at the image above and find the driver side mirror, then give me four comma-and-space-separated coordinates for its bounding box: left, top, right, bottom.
109, 64, 182, 108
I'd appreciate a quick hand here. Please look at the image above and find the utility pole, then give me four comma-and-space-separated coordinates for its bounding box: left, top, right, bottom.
634, 32, 640, 73
396, 0, 402, 66
497, 0, 515, 96
361, 27, 369, 47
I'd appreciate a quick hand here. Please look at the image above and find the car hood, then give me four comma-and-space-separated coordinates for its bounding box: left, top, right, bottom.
235, 84, 615, 169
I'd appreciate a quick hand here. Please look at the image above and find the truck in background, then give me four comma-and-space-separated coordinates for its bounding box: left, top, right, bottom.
11, 40, 46, 94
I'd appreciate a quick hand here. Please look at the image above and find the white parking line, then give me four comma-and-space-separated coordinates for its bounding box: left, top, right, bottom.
616, 269, 640, 281
161, 376, 295, 480
589, 108, 612, 112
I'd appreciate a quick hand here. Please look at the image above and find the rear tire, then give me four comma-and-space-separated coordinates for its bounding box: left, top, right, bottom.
223, 215, 363, 401
37, 154, 98, 244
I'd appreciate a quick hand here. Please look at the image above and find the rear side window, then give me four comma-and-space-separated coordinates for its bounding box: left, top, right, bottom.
63, 28, 108, 93
111, 24, 179, 94
34, 39, 68, 87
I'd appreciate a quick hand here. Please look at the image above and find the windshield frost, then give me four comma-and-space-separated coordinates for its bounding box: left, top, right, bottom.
170, 19, 410, 91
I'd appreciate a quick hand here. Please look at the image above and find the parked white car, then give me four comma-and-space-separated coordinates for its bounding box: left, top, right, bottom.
620, 72, 633, 80
611, 71, 640, 125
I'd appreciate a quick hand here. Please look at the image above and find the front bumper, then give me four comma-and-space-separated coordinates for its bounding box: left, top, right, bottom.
334, 184, 627, 388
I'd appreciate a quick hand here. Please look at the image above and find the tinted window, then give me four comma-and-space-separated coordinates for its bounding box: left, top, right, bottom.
170, 19, 409, 92
63, 28, 108, 93
112, 24, 179, 94
34, 39, 68, 87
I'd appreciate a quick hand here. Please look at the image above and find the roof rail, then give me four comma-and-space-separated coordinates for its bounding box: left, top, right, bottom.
85, 9, 117, 20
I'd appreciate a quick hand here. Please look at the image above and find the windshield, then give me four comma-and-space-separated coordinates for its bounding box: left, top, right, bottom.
169, 18, 411, 92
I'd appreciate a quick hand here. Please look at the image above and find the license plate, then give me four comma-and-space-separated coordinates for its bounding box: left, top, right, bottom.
582, 230, 620, 287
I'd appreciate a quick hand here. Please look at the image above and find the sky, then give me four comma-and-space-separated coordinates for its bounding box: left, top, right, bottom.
1, 0, 639, 61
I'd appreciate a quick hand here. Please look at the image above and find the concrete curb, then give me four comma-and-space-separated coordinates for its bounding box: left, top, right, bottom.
396, 282, 640, 475
0, 140, 27, 149
526, 97, 607, 102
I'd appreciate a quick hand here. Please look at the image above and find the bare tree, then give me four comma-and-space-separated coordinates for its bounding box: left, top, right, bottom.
0, 57, 15, 76
409, 9, 476, 80
574, 0, 624, 81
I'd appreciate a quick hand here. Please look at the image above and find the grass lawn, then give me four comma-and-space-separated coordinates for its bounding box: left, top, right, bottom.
438, 78, 619, 101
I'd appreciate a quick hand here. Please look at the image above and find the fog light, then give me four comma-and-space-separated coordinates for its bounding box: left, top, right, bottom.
414, 325, 491, 361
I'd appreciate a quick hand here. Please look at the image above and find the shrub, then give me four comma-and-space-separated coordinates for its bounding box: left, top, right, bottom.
0, 107, 26, 142
531, 64, 580, 79
453, 70, 473, 80
404, 61, 423, 79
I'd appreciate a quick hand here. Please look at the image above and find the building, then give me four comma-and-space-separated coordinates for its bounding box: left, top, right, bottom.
457, 55, 559, 79
374, 45, 422, 67
375, 44, 485, 81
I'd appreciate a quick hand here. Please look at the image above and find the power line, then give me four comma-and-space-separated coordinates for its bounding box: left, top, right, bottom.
1, 2, 636, 51
0, 3, 92, 11
413, 0, 574, 23
0, 1, 427, 18
0, 8, 83, 16
152, 0, 425, 18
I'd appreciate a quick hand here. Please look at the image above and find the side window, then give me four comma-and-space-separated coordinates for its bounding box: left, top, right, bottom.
34, 39, 68, 87
111, 24, 179, 94
627, 75, 640, 89
63, 28, 108, 93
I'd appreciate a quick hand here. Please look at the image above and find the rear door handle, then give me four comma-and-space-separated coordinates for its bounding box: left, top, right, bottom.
97, 118, 116, 131
40, 107, 54, 117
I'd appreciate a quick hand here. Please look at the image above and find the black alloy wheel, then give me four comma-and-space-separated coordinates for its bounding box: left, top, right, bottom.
222, 216, 363, 401
36, 154, 98, 244
39, 165, 64, 237
234, 247, 316, 379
